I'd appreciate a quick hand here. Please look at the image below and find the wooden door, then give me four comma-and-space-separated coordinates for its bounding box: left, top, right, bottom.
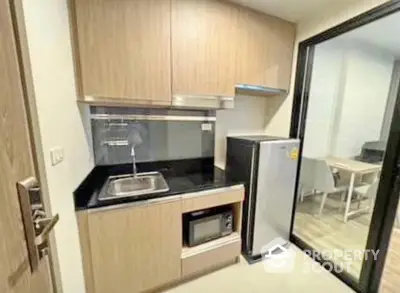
0, 0, 53, 292
171, 0, 239, 97
236, 7, 295, 90
88, 200, 182, 293
72, 0, 172, 104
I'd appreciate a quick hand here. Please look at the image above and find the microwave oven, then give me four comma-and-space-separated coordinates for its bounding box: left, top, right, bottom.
183, 207, 233, 247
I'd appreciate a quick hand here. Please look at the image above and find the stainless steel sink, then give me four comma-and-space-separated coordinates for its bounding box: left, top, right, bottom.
98, 172, 169, 201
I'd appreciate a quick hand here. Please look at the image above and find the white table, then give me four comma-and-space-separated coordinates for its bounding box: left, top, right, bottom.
325, 157, 381, 223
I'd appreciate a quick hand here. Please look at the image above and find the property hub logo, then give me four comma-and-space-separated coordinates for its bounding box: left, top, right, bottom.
261, 237, 380, 274
261, 237, 296, 273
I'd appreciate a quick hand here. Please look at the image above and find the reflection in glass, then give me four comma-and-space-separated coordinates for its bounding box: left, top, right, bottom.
293, 12, 400, 285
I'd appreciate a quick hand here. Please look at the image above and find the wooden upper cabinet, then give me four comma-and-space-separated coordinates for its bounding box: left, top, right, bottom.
72, 0, 172, 103
171, 0, 239, 97
236, 7, 296, 91
71, 0, 295, 104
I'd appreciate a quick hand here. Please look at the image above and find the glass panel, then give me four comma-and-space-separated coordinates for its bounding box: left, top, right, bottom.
90, 107, 215, 165
293, 12, 400, 282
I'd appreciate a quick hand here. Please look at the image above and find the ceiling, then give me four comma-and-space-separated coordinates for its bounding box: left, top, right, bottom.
333, 11, 400, 58
228, 0, 359, 22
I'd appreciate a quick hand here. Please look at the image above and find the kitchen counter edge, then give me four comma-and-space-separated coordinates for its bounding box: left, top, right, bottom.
80, 184, 245, 213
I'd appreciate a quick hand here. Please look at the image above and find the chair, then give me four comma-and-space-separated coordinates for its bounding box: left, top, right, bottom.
298, 157, 317, 202
353, 178, 379, 214
313, 159, 348, 216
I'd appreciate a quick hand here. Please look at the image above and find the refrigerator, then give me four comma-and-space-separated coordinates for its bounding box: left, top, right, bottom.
226, 136, 300, 261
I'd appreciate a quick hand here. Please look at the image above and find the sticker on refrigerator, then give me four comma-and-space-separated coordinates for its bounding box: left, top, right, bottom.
201, 123, 213, 131
290, 147, 299, 160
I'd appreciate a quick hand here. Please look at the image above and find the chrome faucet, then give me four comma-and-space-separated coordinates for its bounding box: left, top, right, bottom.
131, 145, 137, 177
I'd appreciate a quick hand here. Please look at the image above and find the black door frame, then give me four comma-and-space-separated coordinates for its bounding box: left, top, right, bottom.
289, 1, 400, 293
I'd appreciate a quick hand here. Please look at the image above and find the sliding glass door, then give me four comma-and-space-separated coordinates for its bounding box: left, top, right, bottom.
289, 2, 400, 292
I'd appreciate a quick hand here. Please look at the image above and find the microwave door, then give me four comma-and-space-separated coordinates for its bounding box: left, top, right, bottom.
189, 214, 221, 246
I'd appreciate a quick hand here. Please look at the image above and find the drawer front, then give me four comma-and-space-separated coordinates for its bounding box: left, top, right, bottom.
181, 239, 241, 277
182, 186, 244, 213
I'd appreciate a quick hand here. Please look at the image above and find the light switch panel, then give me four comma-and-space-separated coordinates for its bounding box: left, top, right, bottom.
50, 147, 64, 166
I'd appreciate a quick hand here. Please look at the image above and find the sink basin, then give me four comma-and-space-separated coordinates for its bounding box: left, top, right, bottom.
98, 172, 170, 201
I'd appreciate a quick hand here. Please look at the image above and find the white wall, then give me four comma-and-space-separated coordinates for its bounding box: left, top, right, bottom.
302, 42, 344, 158
21, 1, 94, 293
331, 45, 394, 157
215, 95, 269, 168
303, 41, 394, 159
264, 0, 389, 137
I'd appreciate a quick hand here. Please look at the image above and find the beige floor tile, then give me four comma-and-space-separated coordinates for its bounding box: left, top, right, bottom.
164, 245, 354, 293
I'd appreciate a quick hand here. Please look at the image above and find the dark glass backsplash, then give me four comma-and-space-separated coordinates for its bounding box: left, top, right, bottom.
91, 107, 215, 165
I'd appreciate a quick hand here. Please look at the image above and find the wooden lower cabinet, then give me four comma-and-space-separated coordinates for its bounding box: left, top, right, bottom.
77, 187, 245, 293
87, 200, 182, 293
181, 234, 241, 278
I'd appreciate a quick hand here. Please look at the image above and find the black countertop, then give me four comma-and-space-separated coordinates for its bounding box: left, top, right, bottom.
74, 158, 242, 210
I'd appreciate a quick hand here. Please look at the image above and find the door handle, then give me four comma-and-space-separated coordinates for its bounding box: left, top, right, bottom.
34, 214, 59, 246
17, 177, 59, 272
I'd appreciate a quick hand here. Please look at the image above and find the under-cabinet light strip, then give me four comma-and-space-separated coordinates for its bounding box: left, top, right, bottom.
90, 114, 216, 122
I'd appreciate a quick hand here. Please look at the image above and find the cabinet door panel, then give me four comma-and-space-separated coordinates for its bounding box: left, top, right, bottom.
74, 0, 171, 102
236, 8, 295, 90
88, 201, 181, 293
171, 0, 238, 97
